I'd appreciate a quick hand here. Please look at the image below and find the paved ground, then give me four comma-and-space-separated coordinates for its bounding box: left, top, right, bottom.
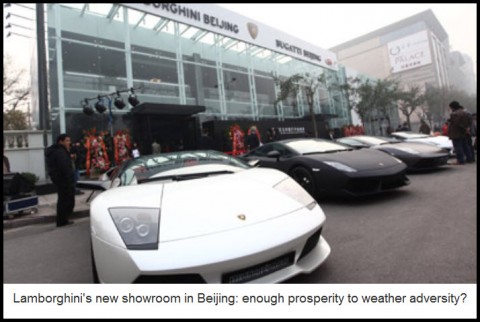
3, 189, 97, 229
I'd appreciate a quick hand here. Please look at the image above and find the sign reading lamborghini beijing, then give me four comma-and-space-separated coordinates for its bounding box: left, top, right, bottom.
121, 3, 338, 70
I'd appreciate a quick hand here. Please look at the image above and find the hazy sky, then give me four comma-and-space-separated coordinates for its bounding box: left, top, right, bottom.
219, 3, 477, 76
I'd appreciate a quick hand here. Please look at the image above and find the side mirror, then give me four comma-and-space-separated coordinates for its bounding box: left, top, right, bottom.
266, 150, 281, 161
248, 159, 260, 167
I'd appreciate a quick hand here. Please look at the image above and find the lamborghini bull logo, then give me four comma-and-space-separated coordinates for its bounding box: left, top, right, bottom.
247, 22, 258, 40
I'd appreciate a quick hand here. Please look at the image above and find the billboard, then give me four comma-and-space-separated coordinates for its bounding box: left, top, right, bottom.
388, 30, 432, 73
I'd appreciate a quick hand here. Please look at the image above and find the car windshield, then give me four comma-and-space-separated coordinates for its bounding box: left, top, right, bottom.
285, 139, 350, 154
118, 151, 249, 185
353, 136, 389, 145
393, 131, 430, 139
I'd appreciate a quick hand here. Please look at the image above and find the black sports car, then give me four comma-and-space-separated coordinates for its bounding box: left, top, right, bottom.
241, 138, 410, 198
336, 135, 450, 171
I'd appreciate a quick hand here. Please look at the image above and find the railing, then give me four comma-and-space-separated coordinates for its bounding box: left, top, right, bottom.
4, 130, 52, 181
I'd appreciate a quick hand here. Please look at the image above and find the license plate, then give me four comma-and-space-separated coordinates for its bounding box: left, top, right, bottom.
222, 252, 295, 283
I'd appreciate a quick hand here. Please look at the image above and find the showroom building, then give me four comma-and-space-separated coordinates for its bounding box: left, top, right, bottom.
40, 3, 351, 153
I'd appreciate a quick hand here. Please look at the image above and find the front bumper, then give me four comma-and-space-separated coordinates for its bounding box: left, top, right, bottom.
92, 206, 330, 283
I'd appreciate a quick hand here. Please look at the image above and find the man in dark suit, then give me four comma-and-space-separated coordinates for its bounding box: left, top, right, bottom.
45, 134, 75, 227
198, 128, 216, 150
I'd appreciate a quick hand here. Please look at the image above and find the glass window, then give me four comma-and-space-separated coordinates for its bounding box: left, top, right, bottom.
62, 40, 128, 108
131, 53, 179, 102
255, 75, 276, 117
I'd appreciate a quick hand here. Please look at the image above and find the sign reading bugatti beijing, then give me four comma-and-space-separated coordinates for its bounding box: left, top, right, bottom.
388, 30, 432, 73
122, 3, 337, 70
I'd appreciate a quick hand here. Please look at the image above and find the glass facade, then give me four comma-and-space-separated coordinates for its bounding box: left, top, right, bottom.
47, 4, 350, 142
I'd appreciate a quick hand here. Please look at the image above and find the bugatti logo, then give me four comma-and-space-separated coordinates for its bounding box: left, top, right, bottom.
237, 214, 246, 221
247, 23, 258, 39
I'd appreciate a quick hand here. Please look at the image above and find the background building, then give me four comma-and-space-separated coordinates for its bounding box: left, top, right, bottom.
448, 51, 476, 96
42, 3, 351, 153
330, 9, 451, 131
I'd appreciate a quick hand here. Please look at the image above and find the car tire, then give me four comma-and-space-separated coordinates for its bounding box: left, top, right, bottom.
290, 166, 316, 196
91, 243, 100, 283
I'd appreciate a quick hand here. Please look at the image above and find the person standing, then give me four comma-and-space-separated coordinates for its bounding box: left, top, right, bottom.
418, 120, 431, 135
198, 128, 215, 150
45, 134, 75, 227
447, 101, 474, 164
70, 140, 85, 195
3, 148, 11, 173
131, 143, 140, 158
245, 127, 260, 151
152, 140, 161, 154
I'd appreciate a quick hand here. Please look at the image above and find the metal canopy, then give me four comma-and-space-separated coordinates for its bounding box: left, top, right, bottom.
131, 103, 206, 116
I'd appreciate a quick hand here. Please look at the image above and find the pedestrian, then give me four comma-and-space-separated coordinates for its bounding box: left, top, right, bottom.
131, 142, 140, 158
399, 122, 410, 131
462, 107, 476, 162
45, 134, 75, 227
265, 128, 274, 143
273, 127, 281, 141
245, 127, 260, 151
328, 130, 336, 141
419, 120, 431, 135
447, 101, 474, 164
152, 139, 161, 154
70, 140, 85, 195
3, 147, 11, 173
472, 113, 477, 152
198, 128, 215, 150
441, 122, 449, 136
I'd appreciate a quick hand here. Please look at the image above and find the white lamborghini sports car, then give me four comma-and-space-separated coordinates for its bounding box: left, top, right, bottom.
80, 151, 330, 283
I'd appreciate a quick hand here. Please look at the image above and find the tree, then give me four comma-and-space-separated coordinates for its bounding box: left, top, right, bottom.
3, 110, 28, 130
372, 78, 400, 130
3, 54, 30, 129
274, 73, 327, 138
397, 85, 425, 130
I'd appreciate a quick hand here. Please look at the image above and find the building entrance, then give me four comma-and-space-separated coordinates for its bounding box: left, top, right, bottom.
130, 103, 205, 155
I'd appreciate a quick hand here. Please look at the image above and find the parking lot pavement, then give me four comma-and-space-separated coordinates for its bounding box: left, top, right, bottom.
3, 190, 97, 229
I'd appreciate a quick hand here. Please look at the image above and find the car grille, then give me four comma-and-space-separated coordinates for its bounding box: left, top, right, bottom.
413, 156, 449, 169
134, 274, 206, 283
222, 252, 295, 283
347, 172, 409, 195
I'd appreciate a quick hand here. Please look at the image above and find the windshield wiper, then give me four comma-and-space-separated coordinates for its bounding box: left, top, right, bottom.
138, 170, 234, 184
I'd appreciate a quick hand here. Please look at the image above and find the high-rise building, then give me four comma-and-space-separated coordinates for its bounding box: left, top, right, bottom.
330, 9, 451, 130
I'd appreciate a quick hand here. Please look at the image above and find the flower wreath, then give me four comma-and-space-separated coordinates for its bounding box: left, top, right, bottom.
229, 124, 245, 155
84, 128, 110, 175
113, 129, 132, 165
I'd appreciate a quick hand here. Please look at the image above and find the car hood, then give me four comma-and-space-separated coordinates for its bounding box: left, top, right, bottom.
405, 136, 452, 149
376, 142, 445, 154
158, 168, 306, 242
305, 149, 403, 170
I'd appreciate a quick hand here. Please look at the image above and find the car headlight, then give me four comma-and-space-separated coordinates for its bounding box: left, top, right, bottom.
109, 208, 160, 250
395, 147, 420, 155
274, 177, 317, 210
323, 161, 357, 173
